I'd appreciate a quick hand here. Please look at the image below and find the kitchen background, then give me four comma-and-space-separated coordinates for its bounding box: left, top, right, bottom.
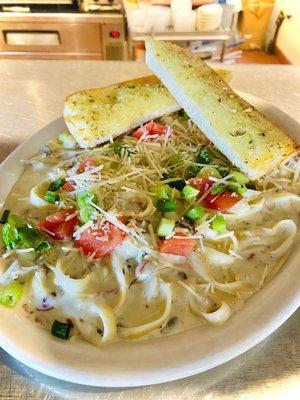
0, 0, 299, 64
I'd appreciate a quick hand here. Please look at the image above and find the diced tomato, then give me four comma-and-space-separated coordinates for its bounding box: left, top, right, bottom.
150, 122, 166, 134
202, 191, 242, 212
62, 181, 76, 192
61, 157, 96, 192
132, 121, 167, 140
39, 209, 78, 240
75, 220, 126, 259
188, 177, 213, 193
188, 177, 242, 212
77, 156, 95, 174
157, 233, 196, 257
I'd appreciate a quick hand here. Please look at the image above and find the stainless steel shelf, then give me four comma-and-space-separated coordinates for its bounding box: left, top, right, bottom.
127, 28, 233, 61
130, 29, 232, 42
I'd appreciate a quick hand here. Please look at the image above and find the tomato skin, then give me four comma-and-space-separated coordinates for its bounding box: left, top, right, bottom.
132, 121, 166, 140
158, 233, 196, 257
62, 181, 76, 192
202, 192, 242, 211
188, 177, 212, 193
61, 157, 95, 192
75, 220, 126, 259
150, 122, 166, 134
188, 177, 242, 211
39, 209, 78, 240
77, 157, 95, 174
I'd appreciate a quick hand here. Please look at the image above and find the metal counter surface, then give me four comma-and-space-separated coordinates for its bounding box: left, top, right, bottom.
0, 61, 299, 399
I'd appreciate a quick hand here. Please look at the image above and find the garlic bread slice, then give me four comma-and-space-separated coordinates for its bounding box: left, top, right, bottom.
145, 40, 296, 180
63, 70, 232, 149
63, 75, 179, 148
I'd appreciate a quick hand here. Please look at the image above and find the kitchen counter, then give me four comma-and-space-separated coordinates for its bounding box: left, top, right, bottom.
0, 61, 299, 399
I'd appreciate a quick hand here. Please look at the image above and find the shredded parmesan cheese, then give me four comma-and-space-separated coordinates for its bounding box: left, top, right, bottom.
89, 202, 148, 245
73, 220, 94, 239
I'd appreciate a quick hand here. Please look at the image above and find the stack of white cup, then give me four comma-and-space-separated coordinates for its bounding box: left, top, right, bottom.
171, 0, 196, 32
196, 3, 223, 32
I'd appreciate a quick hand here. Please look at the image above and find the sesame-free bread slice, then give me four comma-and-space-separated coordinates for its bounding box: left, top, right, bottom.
145, 39, 296, 180
63, 70, 232, 149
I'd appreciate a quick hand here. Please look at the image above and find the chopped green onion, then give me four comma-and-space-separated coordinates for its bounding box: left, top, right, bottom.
157, 199, 176, 213
185, 205, 206, 221
210, 215, 226, 233
197, 146, 213, 164
2, 214, 49, 252
211, 184, 226, 195
7, 214, 28, 228
2, 224, 20, 250
164, 211, 179, 220
111, 141, 123, 155
0, 281, 23, 308
218, 168, 230, 178
167, 179, 186, 191
0, 210, 10, 224
79, 206, 96, 223
110, 141, 133, 157
156, 218, 175, 237
186, 165, 201, 179
77, 192, 98, 208
162, 172, 171, 180
51, 320, 71, 340
179, 109, 190, 120
182, 185, 199, 200
246, 182, 256, 190
18, 226, 46, 248
227, 181, 248, 195
237, 184, 247, 195
230, 171, 249, 184
48, 178, 66, 192
44, 191, 59, 204
34, 241, 51, 253
152, 185, 172, 200
198, 166, 221, 179
169, 154, 182, 165
57, 132, 76, 149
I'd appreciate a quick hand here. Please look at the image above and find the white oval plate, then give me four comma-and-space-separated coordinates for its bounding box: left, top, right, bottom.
0, 92, 299, 388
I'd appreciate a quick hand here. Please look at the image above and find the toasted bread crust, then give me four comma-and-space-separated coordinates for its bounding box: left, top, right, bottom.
63, 75, 180, 148
145, 40, 296, 180
63, 70, 232, 149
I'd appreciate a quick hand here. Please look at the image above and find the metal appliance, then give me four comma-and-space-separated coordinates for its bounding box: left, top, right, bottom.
0, 0, 127, 60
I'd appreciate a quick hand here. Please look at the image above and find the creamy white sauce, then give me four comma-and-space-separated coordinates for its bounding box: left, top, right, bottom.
0, 142, 299, 345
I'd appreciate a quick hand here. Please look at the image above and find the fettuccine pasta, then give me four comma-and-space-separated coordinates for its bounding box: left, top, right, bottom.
0, 112, 299, 344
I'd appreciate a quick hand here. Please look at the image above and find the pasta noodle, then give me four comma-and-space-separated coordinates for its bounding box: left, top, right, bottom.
0, 111, 299, 345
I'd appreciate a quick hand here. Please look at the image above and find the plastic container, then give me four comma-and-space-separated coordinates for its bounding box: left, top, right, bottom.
127, 8, 152, 33
173, 10, 196, 32
147, 6, 171, 32
171, 0, 192, 25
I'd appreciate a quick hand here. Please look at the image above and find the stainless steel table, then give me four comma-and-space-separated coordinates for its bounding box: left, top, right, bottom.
0, 61, 299, 399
